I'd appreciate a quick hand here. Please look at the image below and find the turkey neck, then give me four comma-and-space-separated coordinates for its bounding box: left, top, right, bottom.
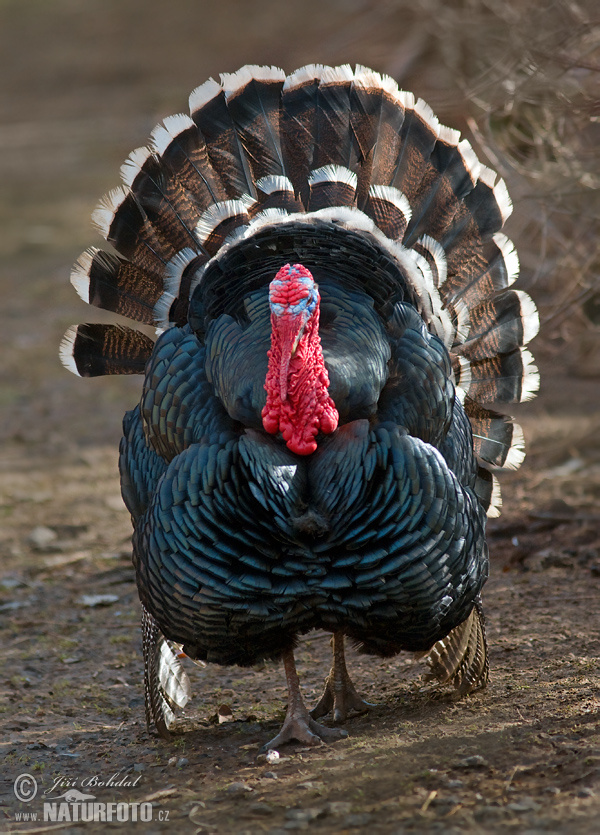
262, 299, 338, 455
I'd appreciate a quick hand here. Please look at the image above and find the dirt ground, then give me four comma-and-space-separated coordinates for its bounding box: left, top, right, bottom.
1, 2, 599, 833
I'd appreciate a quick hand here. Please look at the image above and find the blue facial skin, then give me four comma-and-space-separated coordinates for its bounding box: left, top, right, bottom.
269, 269, 319, 323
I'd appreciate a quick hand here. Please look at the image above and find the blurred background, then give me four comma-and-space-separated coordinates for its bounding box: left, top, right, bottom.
1, 0, 599, 551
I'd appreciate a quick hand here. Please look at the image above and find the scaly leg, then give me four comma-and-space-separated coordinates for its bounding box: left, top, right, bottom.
311, 632, 373, 722
260, 647, 348, 752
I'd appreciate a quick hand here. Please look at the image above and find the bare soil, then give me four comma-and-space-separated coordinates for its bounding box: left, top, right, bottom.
1, 2, 599, 832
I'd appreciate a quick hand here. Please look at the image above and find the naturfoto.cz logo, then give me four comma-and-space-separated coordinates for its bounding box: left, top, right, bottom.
13, 772, 170, 824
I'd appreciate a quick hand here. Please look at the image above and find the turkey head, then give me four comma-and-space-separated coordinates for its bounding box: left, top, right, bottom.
262, 263, 339, 455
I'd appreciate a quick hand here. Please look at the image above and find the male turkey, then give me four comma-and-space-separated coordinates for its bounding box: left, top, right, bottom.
61, 64, 539, 749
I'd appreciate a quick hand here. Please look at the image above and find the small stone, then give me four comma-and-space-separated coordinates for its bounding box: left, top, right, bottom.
344, 813, 373, 827
168, 756, 177, 766
432, 795, 460, 808
177, 757, 189, 768
249, 802, 273, 815
456, 755, 487, 768
544, 786, 560, 795
474, 806, 506, 822
226, 781, 253, 794
0, 600, 30, 612
133, 763, 146, 772
284, 808, 322, 822
80, 594, 119, 607
447, 779, 464, 789
61, 656, 81, 665
263, 772, 278, 779
325, 801, 352, 816
507, 798, 540, 812
577, 787, 595, 798
28, 526, 57, 550
0, 576, 26, 590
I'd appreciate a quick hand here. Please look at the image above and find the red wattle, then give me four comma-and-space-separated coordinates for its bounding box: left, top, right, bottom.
262, 297, 338, 456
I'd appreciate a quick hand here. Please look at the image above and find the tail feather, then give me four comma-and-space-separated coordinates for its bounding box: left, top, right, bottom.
118, 142, 202, 255
221, 66, 286, 182
151, 115, 225, 208
313, 65, 356, 172
142, 604, 191, 738
440, 171, 512, 297
253, 174, 303, 214
457, 349, 539, 404
71, 247, 162, 325
350, 67, 406, 206
442, 232, 519, 315
421, 597, 489, 697
404, 134, 480, 248
92, 187, 172, 276
307, 165, 357, 211
281, 65, 324, 202
364, 185, 412, 241
60, 324, 153, 376
190, 79, 255, 199
464, 397, 526, 470
390, 96, 439, 204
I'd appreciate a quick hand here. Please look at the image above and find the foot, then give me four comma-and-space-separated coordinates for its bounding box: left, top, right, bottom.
310, 672, 373, 722
310, 632, 373, 722
261, 646, 348, 753
260, 713, 348, 753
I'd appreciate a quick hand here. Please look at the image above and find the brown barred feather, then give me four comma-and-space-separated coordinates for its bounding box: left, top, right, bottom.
390, 101, 439, 205
442, 235, 514, 310
307, 171, 357, 211
96, 189, 175, 274
313, 68, 356, 172
281, 68, 323, 203
349, 75, 406, 206
224, 69, 286, 182
252, 176, 303, 214
421, 598, 489, 697
191, 86, 254, 198
60, 324, 154, 377
153, 121, 226, 209
404, 138, 479, 247
464, 396, 521, 468
72, 248, 160, 325
125, 153, 203, 254
365, 187, 410, 241
462, 351, 529, 404
439, 181, 508, 301
142, 604, 191, 738
459, 291, 528, 361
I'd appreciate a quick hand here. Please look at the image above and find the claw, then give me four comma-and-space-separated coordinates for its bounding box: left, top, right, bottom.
260, 715, 347, 753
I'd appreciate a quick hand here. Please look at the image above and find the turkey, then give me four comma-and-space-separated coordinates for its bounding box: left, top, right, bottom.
60, 64, 539, 749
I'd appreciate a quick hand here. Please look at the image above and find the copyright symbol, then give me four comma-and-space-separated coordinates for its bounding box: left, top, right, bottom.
14, 773, 38, 803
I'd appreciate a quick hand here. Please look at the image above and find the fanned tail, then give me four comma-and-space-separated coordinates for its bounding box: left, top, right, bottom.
61, 63, 538, 515
142, 604, 191, 738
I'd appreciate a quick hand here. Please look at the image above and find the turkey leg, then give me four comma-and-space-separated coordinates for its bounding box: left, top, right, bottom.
260, 647, 348, 752
311, 631, 373, 722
